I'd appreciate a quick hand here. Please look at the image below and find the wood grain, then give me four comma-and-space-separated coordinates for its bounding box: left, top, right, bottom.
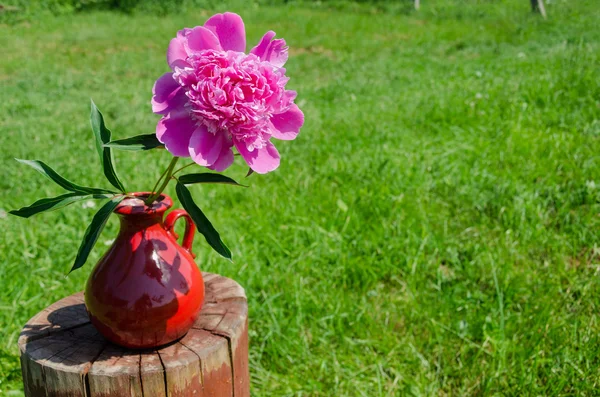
19, 273, 249, 397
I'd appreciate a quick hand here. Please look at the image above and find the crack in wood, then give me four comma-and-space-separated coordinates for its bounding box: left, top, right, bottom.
212, 311, 228, 332
37, 342, 83, 397
179, 340, 205, 391
138, 353, 144, 397
76, 340, 108, 397
83, 344, 108, 397
84, 372, 91, 397
157, 349, 169, 397
40, 362, 49, 397
224, 334, 236, 397
193, 326, 236, 397
22, 321, 92, 345
86, 342, 107, 372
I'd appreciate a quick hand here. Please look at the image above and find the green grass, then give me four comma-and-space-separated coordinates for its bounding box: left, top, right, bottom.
1, 0, 600, 395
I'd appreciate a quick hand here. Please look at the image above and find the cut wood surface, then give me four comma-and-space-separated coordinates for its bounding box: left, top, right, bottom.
18, 273, 249, 397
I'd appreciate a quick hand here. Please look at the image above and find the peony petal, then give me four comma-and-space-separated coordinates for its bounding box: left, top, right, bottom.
265, 39, 288, 67
208, 144, 235, 172
151, 72, 186, 114
250, 31, 276, 58
167, 37, 188, 69
203, 12, 246, 52
177, 28, 192, 40
270, 104, 304, 140
188, 125, 223, 167
186, 26, 222, 53
153, 89, 187, 115
156, 112, 196, 157
250, 31, 288, 67
236, 141, 280, 174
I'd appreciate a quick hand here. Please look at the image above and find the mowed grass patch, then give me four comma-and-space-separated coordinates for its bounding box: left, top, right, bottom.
1, 0, 599, 395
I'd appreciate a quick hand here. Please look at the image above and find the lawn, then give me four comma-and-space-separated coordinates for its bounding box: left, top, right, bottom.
1, 0, 599, 395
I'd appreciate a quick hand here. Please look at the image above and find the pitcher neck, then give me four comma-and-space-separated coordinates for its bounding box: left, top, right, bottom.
118, 213, 165, 234
113, 193, 173, 234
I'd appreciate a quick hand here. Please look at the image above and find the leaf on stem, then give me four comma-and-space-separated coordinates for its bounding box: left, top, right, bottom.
69, 196, 124, 273
178, 173, 246, 187
15, 159, 116, 194
90, 100, 126, 192
175, 181, 232, 260
9, 193, 113, 218
104, 134, 164, 151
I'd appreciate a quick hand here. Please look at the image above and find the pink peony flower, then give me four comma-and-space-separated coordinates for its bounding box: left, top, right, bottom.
152, 12, 304, 174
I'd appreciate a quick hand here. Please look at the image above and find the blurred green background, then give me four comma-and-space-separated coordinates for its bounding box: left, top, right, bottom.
1, 0, 599, 395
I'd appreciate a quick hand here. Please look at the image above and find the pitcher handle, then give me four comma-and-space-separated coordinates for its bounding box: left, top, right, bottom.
164, 209, 196, 258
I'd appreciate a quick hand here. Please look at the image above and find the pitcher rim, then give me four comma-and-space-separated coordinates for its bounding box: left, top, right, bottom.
114, 192, 173, 216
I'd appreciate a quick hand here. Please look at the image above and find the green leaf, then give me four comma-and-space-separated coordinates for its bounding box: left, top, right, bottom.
90, 100, 126, 192
69, 196, 124, 273
104, 134, 164, 151
175, 181, 232, 260
178, 173, 246, 187
9, 193, 112, 218
15, 159, 116, 194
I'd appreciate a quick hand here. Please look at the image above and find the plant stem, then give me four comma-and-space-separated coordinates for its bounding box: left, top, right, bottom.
145, 157, 179, 205
173, 162, 196, 175
149, 164, 171, 196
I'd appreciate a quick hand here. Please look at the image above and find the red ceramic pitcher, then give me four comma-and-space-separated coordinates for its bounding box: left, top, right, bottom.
84, 193, 205, 349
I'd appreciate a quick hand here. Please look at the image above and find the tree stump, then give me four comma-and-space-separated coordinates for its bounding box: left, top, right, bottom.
18, 273, 249, 397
